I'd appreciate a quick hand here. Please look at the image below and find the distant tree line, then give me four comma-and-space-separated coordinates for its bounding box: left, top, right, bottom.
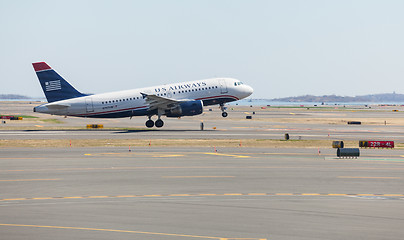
0, 94, 31, 99
270, 93, 404, 102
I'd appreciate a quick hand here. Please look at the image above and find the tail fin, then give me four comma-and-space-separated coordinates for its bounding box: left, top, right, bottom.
33, 62, 87, 103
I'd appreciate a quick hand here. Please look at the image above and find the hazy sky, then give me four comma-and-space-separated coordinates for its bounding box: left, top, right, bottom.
1, 0, 404, 98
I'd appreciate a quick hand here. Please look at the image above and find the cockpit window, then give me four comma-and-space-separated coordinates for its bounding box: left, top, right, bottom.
234, 81, 243, 86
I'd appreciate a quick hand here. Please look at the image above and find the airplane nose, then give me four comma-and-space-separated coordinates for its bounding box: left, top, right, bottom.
244, 85, 253, 97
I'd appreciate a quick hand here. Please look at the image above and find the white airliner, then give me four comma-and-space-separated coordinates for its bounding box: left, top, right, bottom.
33, 62, 253, 128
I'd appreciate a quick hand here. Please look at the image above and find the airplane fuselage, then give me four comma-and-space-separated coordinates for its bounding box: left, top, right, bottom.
34, 77, 253, 118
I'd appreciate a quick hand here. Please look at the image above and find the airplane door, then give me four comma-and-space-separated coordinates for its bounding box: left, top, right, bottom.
219, 79, 228, 94
85, 97, 94, 112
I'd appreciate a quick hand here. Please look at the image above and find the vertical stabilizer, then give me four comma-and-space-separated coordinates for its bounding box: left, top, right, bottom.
33, 62, 86, 103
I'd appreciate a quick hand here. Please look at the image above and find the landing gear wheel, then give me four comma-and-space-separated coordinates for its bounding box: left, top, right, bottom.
155, 119, 164, 128
145, 119, 154, 128
219, 103, 228, 118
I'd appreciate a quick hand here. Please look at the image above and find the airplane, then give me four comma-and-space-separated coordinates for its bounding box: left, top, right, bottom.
32, 62, 254, 128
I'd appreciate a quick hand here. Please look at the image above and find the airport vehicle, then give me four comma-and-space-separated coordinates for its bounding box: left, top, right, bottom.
33, 62, 253, 127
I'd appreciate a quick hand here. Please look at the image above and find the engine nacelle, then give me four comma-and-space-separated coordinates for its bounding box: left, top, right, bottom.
166, 100, 203, 117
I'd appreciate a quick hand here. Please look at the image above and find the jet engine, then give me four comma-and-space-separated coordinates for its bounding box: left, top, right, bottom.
166, 100, 203, 117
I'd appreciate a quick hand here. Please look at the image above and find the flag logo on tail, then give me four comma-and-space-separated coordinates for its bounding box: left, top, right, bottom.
45, 80, 61, 91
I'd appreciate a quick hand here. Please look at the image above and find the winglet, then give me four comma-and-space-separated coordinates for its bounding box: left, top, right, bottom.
33, 62, 52, 72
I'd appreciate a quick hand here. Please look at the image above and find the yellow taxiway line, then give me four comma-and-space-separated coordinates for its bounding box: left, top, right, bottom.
204, 153, 251, 158
1, 193, 403, 202
0, 223, 267, 240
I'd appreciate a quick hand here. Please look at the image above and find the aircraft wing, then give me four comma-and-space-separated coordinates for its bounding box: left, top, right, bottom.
141, 93, 182, 111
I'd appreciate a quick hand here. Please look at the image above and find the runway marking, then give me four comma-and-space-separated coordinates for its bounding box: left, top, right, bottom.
163, 176, 235, 178
1, 193, 404, 202
115, 195, 137, 198
152, 154, 184, 158
1, 198, 27, 201
338, 176, 401, 179
0, 223, 263, 240
88, 196, 110, 199
169, 194, 191, 196
0, 179, 60, 182
204, 153, 251, 158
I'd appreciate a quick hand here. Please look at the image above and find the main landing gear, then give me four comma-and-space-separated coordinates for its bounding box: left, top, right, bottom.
145, 116, 164, 128
220, 103, 228, 117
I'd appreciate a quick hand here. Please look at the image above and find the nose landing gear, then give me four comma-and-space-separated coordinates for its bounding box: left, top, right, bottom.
220, 103, 228, 117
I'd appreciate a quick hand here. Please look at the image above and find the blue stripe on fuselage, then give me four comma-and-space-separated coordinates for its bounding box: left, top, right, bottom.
72, 96, 238, 118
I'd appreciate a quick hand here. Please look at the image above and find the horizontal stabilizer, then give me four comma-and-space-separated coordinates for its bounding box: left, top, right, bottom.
45, 103, 71, 109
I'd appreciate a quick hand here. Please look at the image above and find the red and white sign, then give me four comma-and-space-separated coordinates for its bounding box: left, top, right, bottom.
368, 141, 394, 148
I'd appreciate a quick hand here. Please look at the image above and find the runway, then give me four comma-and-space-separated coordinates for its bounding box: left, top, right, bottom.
2, 126, 404, 140
3, 102, 404, 141
1, 147, 404, 240
1, 102, 404, 239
